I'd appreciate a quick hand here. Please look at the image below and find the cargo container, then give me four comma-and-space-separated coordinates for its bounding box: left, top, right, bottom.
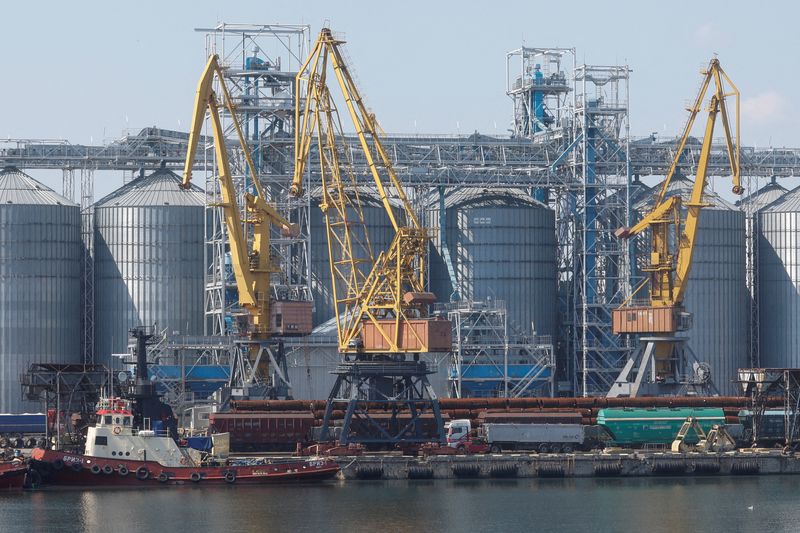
483, 423, 584, 452
361, 318, 452, 352
447, 419, 590, 453
208, 412, 315, 452
476, 411, 582, 425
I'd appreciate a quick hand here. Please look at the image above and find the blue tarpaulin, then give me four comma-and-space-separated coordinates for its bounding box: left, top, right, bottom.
186, 436, 213, 452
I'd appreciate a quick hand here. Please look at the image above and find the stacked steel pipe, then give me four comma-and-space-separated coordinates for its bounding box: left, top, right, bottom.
229, 396, 777, 426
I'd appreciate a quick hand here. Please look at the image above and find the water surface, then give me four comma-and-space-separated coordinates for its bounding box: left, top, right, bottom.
1, 477, 796, 532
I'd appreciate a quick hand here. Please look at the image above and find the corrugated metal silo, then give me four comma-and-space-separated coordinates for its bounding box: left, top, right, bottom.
429, 188, 557, 337
737, 176, 788, 367
636, 175, 747, 394
758, 186, 800, 368
0, 167, 82, 412
93, 166, 204, 364
309, 188, 398, 326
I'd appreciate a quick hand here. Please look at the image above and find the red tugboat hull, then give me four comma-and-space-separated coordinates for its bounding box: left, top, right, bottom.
0, 462, 27, 490
30, 448, 339, 488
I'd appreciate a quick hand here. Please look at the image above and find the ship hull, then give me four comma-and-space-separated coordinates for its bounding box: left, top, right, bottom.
0, 462, 27, 490
30, 448, 339, 488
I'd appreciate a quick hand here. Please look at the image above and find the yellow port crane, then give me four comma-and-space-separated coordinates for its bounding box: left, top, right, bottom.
182, 54, 311, 387
608, 58, 743, 397
291, 28, 451, 356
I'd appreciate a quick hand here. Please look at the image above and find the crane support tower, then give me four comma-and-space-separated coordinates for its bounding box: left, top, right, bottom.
292, 28, 450, 445
183, 54, 313, 399
608, 58, 743, 397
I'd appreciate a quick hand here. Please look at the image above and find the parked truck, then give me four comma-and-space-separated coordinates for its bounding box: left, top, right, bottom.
447, 419, 604, 453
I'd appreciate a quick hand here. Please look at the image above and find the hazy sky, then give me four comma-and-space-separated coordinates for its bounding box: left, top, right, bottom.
2, 0, 797, 196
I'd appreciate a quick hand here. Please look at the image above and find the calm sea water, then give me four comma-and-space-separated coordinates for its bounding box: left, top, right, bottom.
2, 477, 799, 533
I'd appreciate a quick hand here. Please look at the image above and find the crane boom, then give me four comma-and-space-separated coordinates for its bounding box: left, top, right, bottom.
291, 29, 450, 354
181, 54, 305, 342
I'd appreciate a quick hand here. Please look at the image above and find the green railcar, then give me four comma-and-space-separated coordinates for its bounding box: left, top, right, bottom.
596, 407, 726, 446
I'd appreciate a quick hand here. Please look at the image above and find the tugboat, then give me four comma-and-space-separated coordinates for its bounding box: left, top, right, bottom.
29, 327, 339, 487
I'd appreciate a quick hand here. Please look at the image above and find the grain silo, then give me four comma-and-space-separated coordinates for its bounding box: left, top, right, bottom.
736, 176, 788, 367
309, 188, 398, 327
93, 166, 204, 364
757, 186, 800, 368
0, 167, 82, 412
635, 175, 747, 394
429, 188, 557, 338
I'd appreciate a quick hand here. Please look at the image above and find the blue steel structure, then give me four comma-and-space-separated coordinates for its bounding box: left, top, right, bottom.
569, 65, 632, 396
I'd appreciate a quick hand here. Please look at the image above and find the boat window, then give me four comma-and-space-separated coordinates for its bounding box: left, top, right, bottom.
94, 436, 108, 446
115, 417, 121, 424
123, 417, 131, 426
104, 415, 112, 424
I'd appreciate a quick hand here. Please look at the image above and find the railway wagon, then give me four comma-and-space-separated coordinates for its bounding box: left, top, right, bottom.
738, 410, 786, 445
208, 412, 315, 452
597, 407, 726, 446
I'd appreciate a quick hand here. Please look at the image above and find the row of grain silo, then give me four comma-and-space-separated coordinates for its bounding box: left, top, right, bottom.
0, 165, 204, 413
4, 160, 800, 410
306, 187, 559, 339
290, 187, 558, 399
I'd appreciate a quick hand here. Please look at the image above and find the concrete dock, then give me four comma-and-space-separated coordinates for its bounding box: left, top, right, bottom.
333, 450, 800, 480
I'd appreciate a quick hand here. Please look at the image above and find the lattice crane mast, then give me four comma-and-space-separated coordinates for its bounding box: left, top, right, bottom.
181, 55, 310, 374
608, 58, 743, 397
291, 28, 451, 356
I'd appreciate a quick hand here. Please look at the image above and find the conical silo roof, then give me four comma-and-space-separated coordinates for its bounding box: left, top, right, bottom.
436, 187, 548, 209
736, 177, 788, 215
0, 166, 77, 206
95, 165, 204, 208
635, 174, 736, 211
760, 183, 800, 213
